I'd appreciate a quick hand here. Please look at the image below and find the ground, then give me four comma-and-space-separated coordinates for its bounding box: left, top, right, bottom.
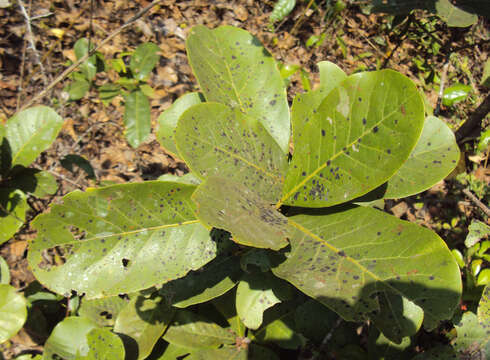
0, 0, 488, 358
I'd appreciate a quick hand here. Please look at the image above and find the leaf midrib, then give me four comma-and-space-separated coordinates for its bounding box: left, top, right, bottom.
185, 132, 284, 182
277, 92, 417, 207
287, 218, 440, 319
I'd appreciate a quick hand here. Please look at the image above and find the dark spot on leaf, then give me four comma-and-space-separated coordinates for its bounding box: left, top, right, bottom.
338, 250, 346, 257
269, 100, 276, 106
373, 126, 379, 133
362, 118, 366, 125
321, 129, 325, 136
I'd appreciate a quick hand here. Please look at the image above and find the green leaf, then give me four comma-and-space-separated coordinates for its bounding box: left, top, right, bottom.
367, 329, 412, 360
66, 79, 90, 100
156, 92, 205, 157
291, 62, 347, 147
0, 284, 27, 343
124, 90, 151, 148
157, 173, 202, 186
0, 189, 28, 245
294, 299, 339, 343
435, 0, 477, 27
114, 294, 174, 360
477, 269, 490, 286
452, 311, 490, 357
477, 128, 490, 153
318, 61, 348, 95
156, 343, 192, 360
192, 177, 290, 250
3, 168, 58, 197
371, 292, 424, 343
130, 43, 160, 81
253, 312, 304, 350
43, 316, 96, 359
186, 25, 290, 152
212, 289, 246, 337
78, 295, 130, 327
74, 38, 97, 81
236, 273, 290, 330
271, 205, 461, 335
6, 106, 63, 167
185, 346, 247, 360
0, 256, 9, 284
270, 0, 296, 22
478, 285, 490, 325
163, 309, 235, 349
381, 116, 460, 199
28, 181, 217, 298
60, 154, 96, 179
465, 220, 490, 248
76, 328, 125, 360
280, 70, 425, 207
176, 103, 288, 202
159, 231, 242, 308
442, 83, 472, 106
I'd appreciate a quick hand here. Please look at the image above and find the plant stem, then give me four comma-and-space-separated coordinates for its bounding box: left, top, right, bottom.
462, 188, 490, 218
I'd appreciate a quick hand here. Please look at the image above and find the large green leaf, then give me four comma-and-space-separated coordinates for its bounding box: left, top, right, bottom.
0, 189, 28, 245
6, 106, 63, 167
176, 103, 288, 203
114, 294, 174, 360
156, 92, 205, 158
252, 310, 304, 350
235, 272, 290, 330
465, 220, 490, 248
76, 328, 125, 360
159, 230, 242, 308
163, 309, 235, 349
28, 181, 217, 298
192, 177, 290, 250
381, 116, 460, 199
280, 70, 425, 207
452, 311, 490, 357
185, 344, 279, 360
0, 284, 27, 343
130, 43, 160, 81
43, 316, 96, 359
4, 169, 58, 198
186, 25, 290, 152
271, 205, 461, 335
124, 90, 151, 148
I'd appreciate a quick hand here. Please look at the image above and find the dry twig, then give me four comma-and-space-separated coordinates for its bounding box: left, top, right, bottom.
462, 188, 490, 218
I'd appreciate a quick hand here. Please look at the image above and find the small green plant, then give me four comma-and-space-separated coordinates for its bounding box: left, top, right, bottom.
13, 25, 473, 358
64, 39, 160, 148
0, 106, 63, 346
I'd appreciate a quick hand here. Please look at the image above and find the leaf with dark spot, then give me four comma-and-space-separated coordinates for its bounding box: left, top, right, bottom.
186, 25, 290, 152
176, 103, 287, 202
280, 70, 425, 208
28, 181, 216, 299
271, 205, 461, 337
192, 177, 290, 250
